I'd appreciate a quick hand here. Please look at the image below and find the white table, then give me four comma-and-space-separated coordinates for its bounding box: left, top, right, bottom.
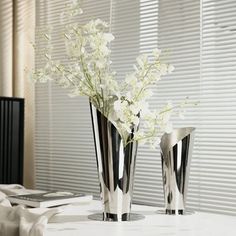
46, 201, 236, 236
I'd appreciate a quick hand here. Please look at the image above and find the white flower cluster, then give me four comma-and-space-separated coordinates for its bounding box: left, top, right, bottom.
32, 1, 188, 148
111, 49, 176, 146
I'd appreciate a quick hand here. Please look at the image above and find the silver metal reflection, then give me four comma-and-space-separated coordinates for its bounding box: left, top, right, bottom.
160, 127, 195, 215
89, 103, 143, 222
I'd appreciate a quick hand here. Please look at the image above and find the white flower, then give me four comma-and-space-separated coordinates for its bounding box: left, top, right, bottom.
142, 90, 153, 99
168, 64, 175, 73
153, 48, 161, 59
99, 45, 110, 56
94, 19, 108, 28
130, 104, 140, 115
132, 116, 140, 126
133, 64, 139, 72
126, 92, 132, 101
133, 131, 144, 140
164, 122, 173, 133
140, 105, 151, 118
125, 74, 137, 85
96, 60, 106, 69
149, 72, 161, 82
136, 54, 148, 68
123, 123, 132, 133
160, 64, 168, 75
114, 99, 127, 112
103, 33, 115, 42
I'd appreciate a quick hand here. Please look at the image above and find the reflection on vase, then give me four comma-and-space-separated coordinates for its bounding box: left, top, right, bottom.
89, 103, 141, 221
160, 127, 195, 215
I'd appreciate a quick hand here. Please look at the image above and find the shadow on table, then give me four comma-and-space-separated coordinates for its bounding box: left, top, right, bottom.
49, 209, 168, 223
49, 214, 92, 223
88, 209, 158, 216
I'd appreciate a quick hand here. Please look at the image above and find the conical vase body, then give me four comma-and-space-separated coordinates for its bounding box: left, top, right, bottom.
90, 104, 138, 221
160, 127, 195, 215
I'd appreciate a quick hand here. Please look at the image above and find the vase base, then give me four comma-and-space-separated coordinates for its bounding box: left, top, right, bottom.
88, 213, 145, 222
156, 209, 194, 215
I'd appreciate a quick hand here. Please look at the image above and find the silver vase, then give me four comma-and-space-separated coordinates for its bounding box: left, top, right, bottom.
89, 103, 143, 221
160, 127, 195, 215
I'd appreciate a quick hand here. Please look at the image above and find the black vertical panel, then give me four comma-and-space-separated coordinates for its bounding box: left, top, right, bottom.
12, 102, 20, 183
3, 100, 7, 183
0, 97, 24, 184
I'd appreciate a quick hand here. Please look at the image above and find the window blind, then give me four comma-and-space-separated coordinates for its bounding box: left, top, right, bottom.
35, 0, 236, 215
198, 0, 236, 215
133, 0, 201, 208
35, 0, 112, 196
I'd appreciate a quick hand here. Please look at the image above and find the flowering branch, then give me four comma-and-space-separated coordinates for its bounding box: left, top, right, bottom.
31, 1, 194, 148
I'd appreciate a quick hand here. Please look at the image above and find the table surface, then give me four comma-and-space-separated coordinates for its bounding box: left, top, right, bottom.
45, 200, 236, 236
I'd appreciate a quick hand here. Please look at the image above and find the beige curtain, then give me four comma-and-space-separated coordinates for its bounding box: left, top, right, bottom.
0, 0, 35, 188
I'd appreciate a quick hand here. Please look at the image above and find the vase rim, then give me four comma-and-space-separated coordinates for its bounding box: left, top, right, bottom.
160, 127, 195, 156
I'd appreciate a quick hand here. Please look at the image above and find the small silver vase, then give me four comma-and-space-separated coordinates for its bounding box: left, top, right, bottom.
89, 103, 143, 221
160, 127, 195, 215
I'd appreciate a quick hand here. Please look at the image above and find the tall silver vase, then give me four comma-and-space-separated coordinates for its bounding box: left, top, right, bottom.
89, 103, 143, 221
160, 127, 195, 215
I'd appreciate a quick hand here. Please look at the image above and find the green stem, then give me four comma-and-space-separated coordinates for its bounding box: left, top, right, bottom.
126, 130, 156, 146
55, 65, 78, 87
79, 55, 101, 108
133, 63, 156, 101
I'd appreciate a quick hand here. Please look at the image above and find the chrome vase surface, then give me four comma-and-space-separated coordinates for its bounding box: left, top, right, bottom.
90, 103, 139, 221
160, 127, 195, 215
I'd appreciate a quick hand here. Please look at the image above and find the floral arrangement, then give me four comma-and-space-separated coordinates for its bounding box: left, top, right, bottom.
32, 1, 189, 148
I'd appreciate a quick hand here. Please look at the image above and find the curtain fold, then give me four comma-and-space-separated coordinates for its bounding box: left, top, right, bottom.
0, 0, 35, 188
